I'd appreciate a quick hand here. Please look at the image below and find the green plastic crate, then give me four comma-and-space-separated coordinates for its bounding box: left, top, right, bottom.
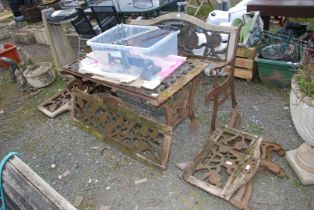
255, 55, 299, 87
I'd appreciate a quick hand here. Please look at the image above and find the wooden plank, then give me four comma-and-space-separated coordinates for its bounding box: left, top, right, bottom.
236, 47, 256, 59
2, 156, 77, 210
3, 165, 58, 209
234, 67, 254, 82
4, 192, 22, 210
235, 57, 254, 69
185, 176, 222, 196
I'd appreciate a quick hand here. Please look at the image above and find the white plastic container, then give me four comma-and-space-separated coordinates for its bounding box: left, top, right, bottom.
87, 24, 178, 58
86, 24, 179, 80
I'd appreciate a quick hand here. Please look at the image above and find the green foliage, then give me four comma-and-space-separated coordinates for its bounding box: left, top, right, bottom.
296, 51, 314, 98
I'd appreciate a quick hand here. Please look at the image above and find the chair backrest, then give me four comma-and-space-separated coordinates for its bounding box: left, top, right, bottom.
71, 8, 97, 36
91, 6, 121, 32
130, 13, 239, 64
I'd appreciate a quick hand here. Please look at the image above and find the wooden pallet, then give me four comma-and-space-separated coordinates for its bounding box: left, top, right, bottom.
234, 46, 256, 82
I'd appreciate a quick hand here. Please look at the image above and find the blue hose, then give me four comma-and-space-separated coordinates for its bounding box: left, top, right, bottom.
0, 152, 20, 210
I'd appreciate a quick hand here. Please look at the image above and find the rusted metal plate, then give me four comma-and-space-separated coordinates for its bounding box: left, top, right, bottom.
72, 89, 173, 170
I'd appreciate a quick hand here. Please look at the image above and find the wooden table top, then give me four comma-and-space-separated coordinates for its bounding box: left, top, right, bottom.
61, 59, 207, 107
247, 0, 314, 17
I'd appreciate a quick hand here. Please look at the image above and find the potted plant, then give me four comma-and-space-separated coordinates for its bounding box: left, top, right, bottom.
286, 48, 314, 185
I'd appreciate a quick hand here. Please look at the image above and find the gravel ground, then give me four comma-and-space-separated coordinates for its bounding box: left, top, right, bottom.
1, 24, 314, 210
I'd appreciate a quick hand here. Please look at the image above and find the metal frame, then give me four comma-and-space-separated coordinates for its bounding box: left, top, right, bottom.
178, 128, 286, 209
61, 13, 241, 169
132, 13, 241, 132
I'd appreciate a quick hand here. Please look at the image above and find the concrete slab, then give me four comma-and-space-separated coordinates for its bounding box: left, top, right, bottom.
286, 149, 314, 185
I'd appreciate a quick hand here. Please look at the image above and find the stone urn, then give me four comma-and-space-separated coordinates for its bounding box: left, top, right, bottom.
286, 77, 314, 185
23, 62, 55, 88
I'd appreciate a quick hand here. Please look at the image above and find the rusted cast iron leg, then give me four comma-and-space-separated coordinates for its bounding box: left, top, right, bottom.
259, 141, 286, 176
229, 76, 238, 109
261, 141, 285, 161
188, 76, 200, 130
231, 180, 253, 210
228, 76, 241, 129
228, 109, 241, 129
205, 74, 240, 133
260, 159, 286, 177
210, 94, 219, 132
161, 78, 199, 130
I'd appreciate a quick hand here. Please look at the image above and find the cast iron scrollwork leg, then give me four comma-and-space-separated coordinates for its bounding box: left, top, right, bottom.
161, 78, 199, 130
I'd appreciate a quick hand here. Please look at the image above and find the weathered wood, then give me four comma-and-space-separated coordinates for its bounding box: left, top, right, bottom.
156, 61, 207, 106
234, 46, 256, 81
234, 67, 255, 82
235, 57, 254, 69
41, 8, 76, 72
2, 156, 77, 210
236, 47, 256, 59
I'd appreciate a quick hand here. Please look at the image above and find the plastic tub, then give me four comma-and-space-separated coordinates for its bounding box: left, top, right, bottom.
87, 24, 179, 58
86, 24, 179, 80
255, 55, 299, 87
0, 43, 21, 69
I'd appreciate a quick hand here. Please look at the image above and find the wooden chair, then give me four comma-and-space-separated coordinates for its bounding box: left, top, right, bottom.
131, 13, 240, 133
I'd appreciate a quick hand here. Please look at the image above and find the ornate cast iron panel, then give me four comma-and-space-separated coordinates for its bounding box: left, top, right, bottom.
132, 13, 239, 63
183, 128, 262, 199
179, 128, 286, 209
72, 89, 173, 170
159, 21, 230, 61
38, 90, 71, 118
161, 81, 197, 129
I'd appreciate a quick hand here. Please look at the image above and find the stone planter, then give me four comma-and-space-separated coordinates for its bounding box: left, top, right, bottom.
23, 62, 55, 88
286, 77, 314, 185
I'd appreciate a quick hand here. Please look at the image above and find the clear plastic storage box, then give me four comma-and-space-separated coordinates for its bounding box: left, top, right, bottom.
86, 24, 179, 80
87, 24, 178, 57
